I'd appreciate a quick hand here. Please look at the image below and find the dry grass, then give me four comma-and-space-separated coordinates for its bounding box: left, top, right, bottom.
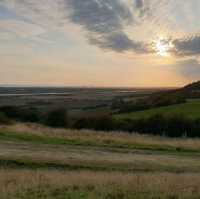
0, 124, 200, 198
0, 123, 200, 173
0, 140, 200, 172
2, 123, 200, 151
1, 169, 200, 199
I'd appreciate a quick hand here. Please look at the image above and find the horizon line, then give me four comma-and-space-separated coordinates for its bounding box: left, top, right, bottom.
0, 84, 179, 89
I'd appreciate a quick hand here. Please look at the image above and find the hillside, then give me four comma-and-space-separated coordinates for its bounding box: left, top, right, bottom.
115, 99, 200, 120
116, 81, 200, 120
148, 81, 200, 104
183, 81, 200, 91
166, 80, 200, 99
1, 123, 200, 198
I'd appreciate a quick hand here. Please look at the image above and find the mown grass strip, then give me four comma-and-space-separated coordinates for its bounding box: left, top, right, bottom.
0, 158, 195, 173
0, 158, 109, 171
0, 130, 200, 155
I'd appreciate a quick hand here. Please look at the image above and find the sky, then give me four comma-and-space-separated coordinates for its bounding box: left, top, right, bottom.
0, 0, 200, 87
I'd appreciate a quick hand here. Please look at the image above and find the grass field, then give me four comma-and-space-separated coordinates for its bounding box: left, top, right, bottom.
1, 123, 200, 198
2, 170, 200, 199
115, 99, 200, 120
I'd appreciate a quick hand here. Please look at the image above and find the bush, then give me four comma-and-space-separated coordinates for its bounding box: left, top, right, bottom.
46, 108, 69, 128
0, 106, 41, 123
121, 114, 198, 138
0, 106, 23, 119
23, 107, 41, 123
74, 115, 116, 131
166, 115, 192, 137
0, 112, 12, 125
74, 114, 200, 137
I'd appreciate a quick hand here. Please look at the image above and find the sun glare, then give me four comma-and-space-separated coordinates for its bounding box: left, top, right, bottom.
154, 38, 173, 57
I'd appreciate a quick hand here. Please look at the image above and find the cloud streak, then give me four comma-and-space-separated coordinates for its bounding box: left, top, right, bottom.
66, 0, 143, 52
88, 32, 149, 53
172, 34, 200, 57
67, 0, 133, 34
0, 19, 45, 38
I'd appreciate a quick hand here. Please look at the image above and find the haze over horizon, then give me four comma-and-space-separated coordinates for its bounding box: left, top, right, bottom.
1, 0, 200, 87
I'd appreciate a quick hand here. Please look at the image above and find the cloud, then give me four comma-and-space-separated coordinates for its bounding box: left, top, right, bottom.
67, 0, 133, 33
89, 31, 148, 53
0, 0, 72, 31
172, 34, 200, 57
0, 19, 45, 38
1, 0, 142, 53
66, 0, 139, 52
66, 0, 154, 53
176, 59, 200, 79
0, 0, 153, 53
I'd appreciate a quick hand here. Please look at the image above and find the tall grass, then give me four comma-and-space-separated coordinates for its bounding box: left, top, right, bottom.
1, 124, 200, 198
1, 169, 200, 199
2, 123, 200, 152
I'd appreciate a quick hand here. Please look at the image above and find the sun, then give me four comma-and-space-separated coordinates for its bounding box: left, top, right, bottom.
154, 38, 173, 57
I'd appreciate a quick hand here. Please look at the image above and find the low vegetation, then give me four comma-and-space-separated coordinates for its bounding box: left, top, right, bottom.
115, 100, 200, 120
1, 170, 200, 199
113, 90, 185, 113
2, 103, 200, 137
4, 123, 200, 152
0, 112, 12, 125
0, 123, 200, 198
112, 100, 200, 137
45, 108, 69, 128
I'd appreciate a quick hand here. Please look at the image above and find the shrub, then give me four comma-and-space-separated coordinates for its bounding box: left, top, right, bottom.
124, 114, 196, 137
93, 116, 116, 131
45, 108, 68, 128
74, 114, 200, 137
0, 112, 12, 125
23, 107, 41, 122
74, 118, 91, 130
74, 115, 116, 131
166, 115, 192, 137
0, 106, 23, 119
0, 106, 41, 123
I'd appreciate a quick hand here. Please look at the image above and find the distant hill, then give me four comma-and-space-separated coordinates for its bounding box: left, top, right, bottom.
115, 99, 200, 120
115, 81, 200, 115
173, 81, 200, 99
183, 81, 200, 90
115, 81, 200, 120
152, 80, 200, 100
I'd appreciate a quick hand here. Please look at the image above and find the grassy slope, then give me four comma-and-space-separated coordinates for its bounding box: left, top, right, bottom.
3, 123, 200, 153
115, 99, 200, 120
1, 123, 200, 198
0, 124, 200, 172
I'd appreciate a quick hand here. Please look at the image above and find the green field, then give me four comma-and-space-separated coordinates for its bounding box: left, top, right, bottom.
1, 124, 200, 198
115, 100, 200, 120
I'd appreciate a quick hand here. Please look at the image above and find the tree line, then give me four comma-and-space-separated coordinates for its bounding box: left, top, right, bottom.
1, 106, 200, 138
